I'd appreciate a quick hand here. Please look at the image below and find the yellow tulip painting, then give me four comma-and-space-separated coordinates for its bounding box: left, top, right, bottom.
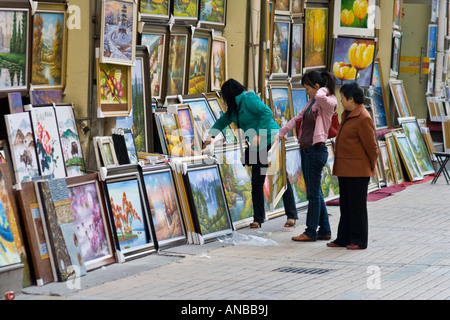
304, 7, 328, 69
331, 37, 375, 87
334, 0, 375, 37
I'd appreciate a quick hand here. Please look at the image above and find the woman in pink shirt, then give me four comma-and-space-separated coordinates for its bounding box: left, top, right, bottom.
277, 71, 337, 241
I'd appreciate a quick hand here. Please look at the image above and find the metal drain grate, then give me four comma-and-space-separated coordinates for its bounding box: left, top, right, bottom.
273, 266, 332, 275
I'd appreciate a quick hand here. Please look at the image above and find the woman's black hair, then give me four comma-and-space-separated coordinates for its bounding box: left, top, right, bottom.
340, 82, 365, 105
301, 71, 336, 95
221, 79, 245, 116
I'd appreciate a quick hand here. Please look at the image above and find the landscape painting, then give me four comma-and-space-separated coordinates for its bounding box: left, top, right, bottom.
8, 92, 24, 114
142, 169, 185, 245
173, 0, 198, 20
188, 35, 209, 95
271, 19, 290, 76
31, 89, 62, 104
270, 86, 293, 137
32, 10, 65, 88
186, 165, 232, 237
106, 178, 151, 251
140, 0, 170, 19
291, 87, 308, 115
101, 0, 136, 66
199, 0, 226, 26
286, 146, 307, 205
291, 23, 303, 77
367, 60, 389, 129
394, 133, 423, 182
5, 113, 40, 183
401, 120, 434, 175
54, 105, 86, 176
211, 36, 227, 91
0, 9, 29, 92
304, 7, 328, 70
177, 106, 200, 156
141, 32, 165, 98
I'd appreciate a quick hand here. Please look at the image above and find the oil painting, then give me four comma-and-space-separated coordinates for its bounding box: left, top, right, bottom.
7, 92, 24, 114
291, 87, 308, 115
140, 0, 170, 19
177, 105, 201, 156
199, 0, 226, 26
0, 9, 28, 92
271, 17, 290, 76
334, 0, 376, 37
141, 32, 165, 98
166, 34, 187, 97
286, 146, 307, 205
304, 6, 328, 71
270, 86, 294, 137
32, 10, 65, 88
188, 35, 209, 95
211, 36, 227, 91
393, 132, 423, 182
173, 0, 198, 20
367, 60, 389, 129
385, 133, 404, 184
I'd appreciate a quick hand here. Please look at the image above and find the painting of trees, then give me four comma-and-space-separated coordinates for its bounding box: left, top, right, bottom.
304, 7, 328, 69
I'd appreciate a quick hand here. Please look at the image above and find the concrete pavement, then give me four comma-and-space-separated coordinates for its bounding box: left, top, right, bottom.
14, 177, 450, 301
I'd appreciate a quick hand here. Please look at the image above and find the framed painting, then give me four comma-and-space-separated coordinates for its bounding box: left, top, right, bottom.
211, 35, 228, 91
30, 90, 63, 105
427, 61, 435, 95
378, 141, 395, 187
30, 106, 66, 179
116, 45, 153, 153
183, 163, 233, 242
321, 140, 340, 201
389, 79, 412, 118
67, 173, 116, 271
393, 131, 424, 182
139, 0, 170, 21
205, 94, 237, 143
103, 168, 156, 261
100, 0, 137, 66
54, 104, 86, 177
0, 6, 30, 93
155, 112, 186, 157
96, 59, 132, 118
290, 85, 308, 116
97, 136, 119, 167
141, 24, 168, 99
4, 112, 40, 183
199, 0, 227, 29
270, 15, 291, 79
31, 3, 67, 89
188, 28, 211, 95
393, 0, 403, 29
427, 24, 437, 60
184, 96, 223, 142
367, 59, 390, 129
333, 0, 376, 37
141, 164, 187, 248
264, 0, 275, 76
304, 5, 329, 72
215, 143, 253, 229
285, 142, 307, 207
291, 0, 304, 17
291, 22, 303, 80
172, 0, 199, 23
390, 31, 402, 77
398, 117, 434, 175
165, 27, 189, 98
8, 93, 24, 114
122, 128, 138, 164
385, 133, 404, 185
274, 0, 290, 15
426, 96, 439, 122
443, 116, 450, 153
17, 181, 54, 285
267, 138, 287, 211
177, 104, 202, 156
331, 36, 376, 88
268, 84, 295, 138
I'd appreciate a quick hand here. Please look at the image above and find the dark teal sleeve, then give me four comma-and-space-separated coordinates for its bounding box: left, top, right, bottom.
209, 111, 232, 137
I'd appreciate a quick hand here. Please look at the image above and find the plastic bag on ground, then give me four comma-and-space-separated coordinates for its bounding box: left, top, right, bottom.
217, 232, 279, 247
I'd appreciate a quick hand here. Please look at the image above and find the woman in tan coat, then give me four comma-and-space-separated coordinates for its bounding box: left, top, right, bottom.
328, 82, 378, 250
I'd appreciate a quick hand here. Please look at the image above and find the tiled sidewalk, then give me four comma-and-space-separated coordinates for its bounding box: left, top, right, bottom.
17, 179, 450, 300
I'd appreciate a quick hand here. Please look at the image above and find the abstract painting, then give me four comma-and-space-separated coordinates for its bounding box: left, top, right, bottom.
32, 9, 66, 88
30, 107, 66, 179
8, 92, 24, 114
0, 8, 29, 92
332, 36, 375, 87
54, 105, 86, 176
100, 0, 137, 66
142, 167, 186, 246
5, 113, 40, 183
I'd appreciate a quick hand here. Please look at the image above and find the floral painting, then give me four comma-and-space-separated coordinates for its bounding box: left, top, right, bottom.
68, 181, 112, 266
186, 165, 232, 236
304, 7, 328, 70
188, 35, 209, 95
30, 107, 66, 179
54, 105, 86, 176
101, 0, 136, 65
106, 178, 150, 251
32, 11, 65, 88
166, 34, 187, 96
5, 113, 40, 183
334, 0, 376, 37
141, 33, 165, 98
211, 37, 227, 91
142, 169, 185, 244
0, 9, 28, 92
332, 37, 375, 87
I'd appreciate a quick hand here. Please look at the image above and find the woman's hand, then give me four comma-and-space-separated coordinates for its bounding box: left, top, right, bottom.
203, 135, 213, 149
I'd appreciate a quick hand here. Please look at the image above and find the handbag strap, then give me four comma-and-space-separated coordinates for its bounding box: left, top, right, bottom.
304, 98, 316, 118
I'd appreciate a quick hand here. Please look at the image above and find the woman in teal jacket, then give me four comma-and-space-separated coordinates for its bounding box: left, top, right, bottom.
204, 79, 298, 228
